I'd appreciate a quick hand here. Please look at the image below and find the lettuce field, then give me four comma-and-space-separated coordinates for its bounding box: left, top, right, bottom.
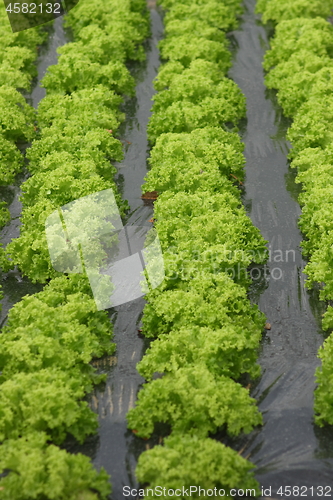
1, 0, 333, 499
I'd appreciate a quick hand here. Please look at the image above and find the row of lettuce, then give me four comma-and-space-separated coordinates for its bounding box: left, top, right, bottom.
256, 0, 333, 426
0, 1, 150, 499
126, 0, 268, 495
0, 8, 46, 228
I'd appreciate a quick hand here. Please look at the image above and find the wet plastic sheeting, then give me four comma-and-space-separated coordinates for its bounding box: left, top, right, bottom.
228, 0, 333, 495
